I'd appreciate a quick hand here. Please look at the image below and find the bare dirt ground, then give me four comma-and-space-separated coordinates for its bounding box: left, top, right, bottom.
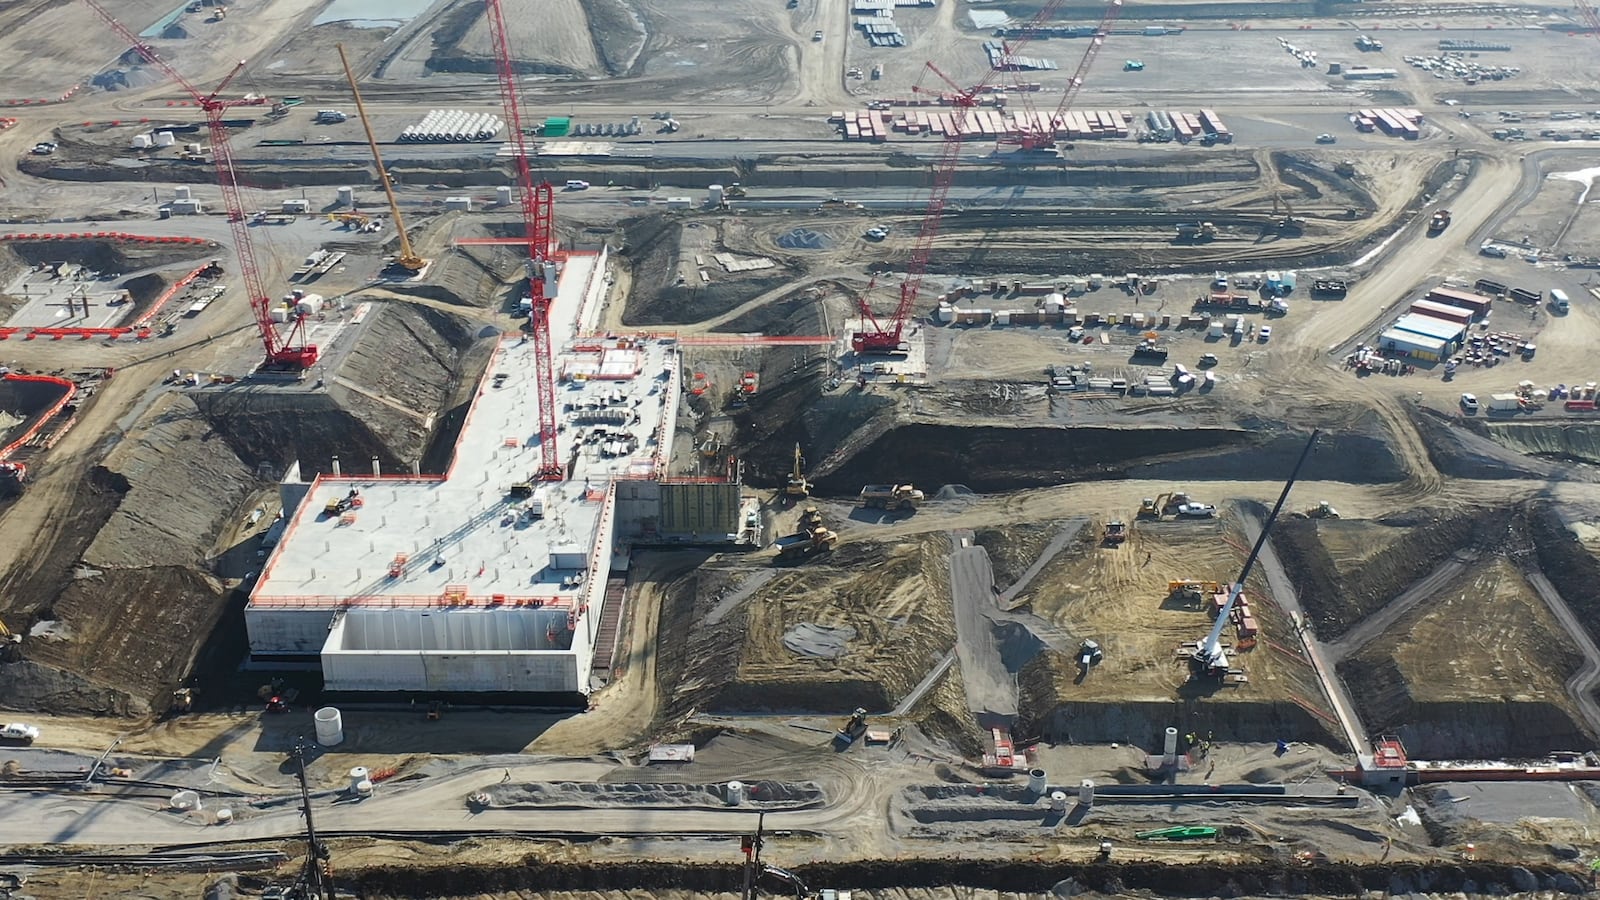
12, 0, 1600, 894
1341, 556, 1592, 758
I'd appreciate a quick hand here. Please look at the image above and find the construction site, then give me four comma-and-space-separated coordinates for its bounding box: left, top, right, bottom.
10, 0, 1600, 896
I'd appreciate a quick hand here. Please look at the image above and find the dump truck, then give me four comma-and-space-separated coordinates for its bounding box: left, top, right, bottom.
860, 483, 924, 511
1103, 520, 1128, 544
1175, 222, 1215, 241
1427, 209, 1451, 235
774, 525, 838, 561
834, 708, 869, 748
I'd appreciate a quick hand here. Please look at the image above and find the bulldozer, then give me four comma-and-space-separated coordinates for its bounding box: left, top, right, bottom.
834, 708, 869, 748
859, 483, 924, 511
783, 444, 811, 502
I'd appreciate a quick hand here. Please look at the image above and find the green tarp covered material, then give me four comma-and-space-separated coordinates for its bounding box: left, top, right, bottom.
543, 116, 571, 137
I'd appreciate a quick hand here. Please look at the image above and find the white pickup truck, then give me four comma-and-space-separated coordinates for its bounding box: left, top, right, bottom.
0, 723, 39, 745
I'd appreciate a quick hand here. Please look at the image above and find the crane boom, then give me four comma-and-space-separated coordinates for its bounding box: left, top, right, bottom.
484, 0, 562, 480
852, 0, 1089, 353
1034, 0, 1122, 149
336, 43, 424, 272
1195, 430, 1321, 675
82, 0, 317, 368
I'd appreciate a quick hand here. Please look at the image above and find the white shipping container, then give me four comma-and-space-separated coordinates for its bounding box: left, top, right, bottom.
1487, 393, 1521, 411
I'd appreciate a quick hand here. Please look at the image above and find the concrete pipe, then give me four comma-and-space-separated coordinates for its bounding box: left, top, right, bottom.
314, 706, 344, 746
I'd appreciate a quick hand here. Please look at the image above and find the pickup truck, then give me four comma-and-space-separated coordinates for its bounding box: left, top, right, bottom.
1176, 503, 1217, 518
0, 723, 39, 744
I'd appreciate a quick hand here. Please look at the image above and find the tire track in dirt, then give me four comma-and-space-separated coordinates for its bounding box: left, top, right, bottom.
1523, 569, 1600, 742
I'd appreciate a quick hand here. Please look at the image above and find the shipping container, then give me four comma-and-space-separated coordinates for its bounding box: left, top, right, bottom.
1487, 394, 1522, 411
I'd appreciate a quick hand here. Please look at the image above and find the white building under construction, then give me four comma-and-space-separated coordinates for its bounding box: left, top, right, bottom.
246, 250, 749, 700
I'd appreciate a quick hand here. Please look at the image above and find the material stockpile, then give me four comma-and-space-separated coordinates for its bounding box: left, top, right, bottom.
1352, 107, 1422, 140
836, 107, 1130, 142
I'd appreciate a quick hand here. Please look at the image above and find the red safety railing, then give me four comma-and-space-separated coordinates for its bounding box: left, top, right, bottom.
0, 373, 76, 461
250, 592, 573, 609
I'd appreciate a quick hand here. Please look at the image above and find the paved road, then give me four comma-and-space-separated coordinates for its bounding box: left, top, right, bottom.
949, 531, 1018, 721
0, 753, 887, 847
1237, 509, 1369, 754
1524, 570, 1600, 741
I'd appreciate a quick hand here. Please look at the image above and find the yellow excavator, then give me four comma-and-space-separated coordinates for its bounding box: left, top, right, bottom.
337, 44, 425, 272
783, 444, 811, 501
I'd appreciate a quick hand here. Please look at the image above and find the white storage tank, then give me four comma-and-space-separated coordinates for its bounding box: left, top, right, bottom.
314, 706, 344, 746
296, 293, 324, 316
132, 133, 153, 149
708, 184, 724, 206
1049, 790, 1068, 812
349, 766, 373, 796
337, 186, 355, 207
154, 130, 176, 147
496, 185, 514, 206
1079, 779, 1095, 806
169, 789, 202, 811
725, 780, 745, 806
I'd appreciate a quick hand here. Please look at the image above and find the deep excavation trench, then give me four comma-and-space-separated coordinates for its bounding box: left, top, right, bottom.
344, 858, 1584, 899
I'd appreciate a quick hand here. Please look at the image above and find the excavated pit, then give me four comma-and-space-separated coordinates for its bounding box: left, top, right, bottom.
0, 375, 73, 451
1016, 652, 1342, 748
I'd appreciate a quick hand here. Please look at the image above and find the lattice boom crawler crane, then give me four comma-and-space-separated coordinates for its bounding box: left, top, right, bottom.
83, 0, 318, 369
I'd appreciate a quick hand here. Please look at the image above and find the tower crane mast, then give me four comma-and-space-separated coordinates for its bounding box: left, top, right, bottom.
852, 0, 1109, 353
82, 0, 318, 369
484, 0, 562, 481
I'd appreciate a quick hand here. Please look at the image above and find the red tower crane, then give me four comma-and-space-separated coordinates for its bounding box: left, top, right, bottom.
1025, 0, 1122, 150
484, 0, 563, 481
82, 0, 318, 369
1576, 0, 1600, 38
851, 0, 1110, 353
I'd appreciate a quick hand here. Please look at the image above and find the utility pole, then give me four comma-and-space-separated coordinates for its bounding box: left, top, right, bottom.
740, 812, 766, 900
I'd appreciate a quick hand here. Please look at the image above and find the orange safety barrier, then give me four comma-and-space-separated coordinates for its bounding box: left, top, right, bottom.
0, 373, 76, 461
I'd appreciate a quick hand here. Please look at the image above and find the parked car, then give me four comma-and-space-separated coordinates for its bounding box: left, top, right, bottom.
0, 723, 39, 745
1460, 393, 1479, 412
31, 141, 57, 155
1199, 353, 1218, 367
1176, 503, 1217, 518
1315, 133, 1337, 144
1257, 325, 1272, 342
813, 30, 824, 41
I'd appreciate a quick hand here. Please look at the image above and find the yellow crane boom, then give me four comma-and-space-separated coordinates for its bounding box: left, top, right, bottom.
336, 43, 424, 272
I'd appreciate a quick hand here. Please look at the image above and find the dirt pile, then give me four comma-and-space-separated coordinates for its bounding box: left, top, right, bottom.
193, 303, 486, 476
1410, 407, 1570, 480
